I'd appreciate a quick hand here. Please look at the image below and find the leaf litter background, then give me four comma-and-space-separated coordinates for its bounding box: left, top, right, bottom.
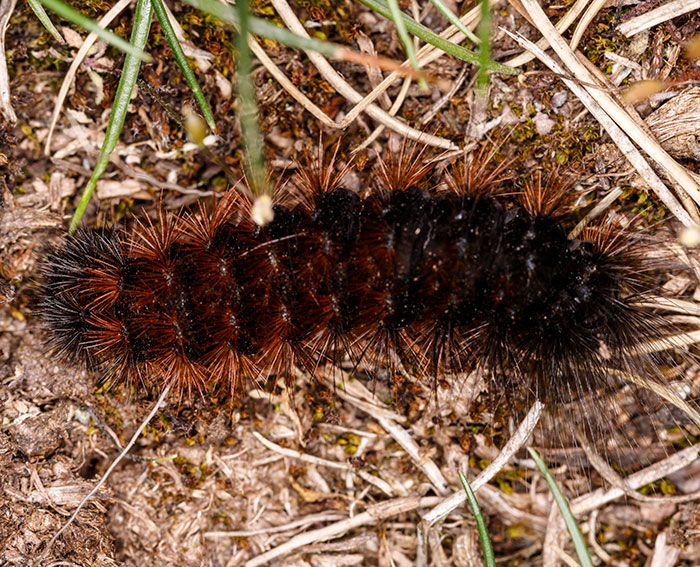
1, 1, 700, 566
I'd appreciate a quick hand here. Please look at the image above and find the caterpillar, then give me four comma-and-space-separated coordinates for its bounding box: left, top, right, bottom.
36, 144, 695, 445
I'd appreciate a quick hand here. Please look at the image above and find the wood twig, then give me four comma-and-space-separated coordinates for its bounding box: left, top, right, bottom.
245, 495, 441, 567
269, 0, 457, 149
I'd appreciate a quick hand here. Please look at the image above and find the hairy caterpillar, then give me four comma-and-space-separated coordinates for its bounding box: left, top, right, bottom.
36, 145, 698, 451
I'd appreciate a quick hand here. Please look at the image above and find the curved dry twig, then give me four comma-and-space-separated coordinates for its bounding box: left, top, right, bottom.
502, 26, 696, 227
0, 0, 18, 124
269, 0, 457, 150
516, 0, 700, 223
44, 0, 134, 156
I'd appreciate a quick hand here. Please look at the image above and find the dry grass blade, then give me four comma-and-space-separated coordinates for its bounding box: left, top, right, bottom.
343, 1, 483, 127
269, 0, 457, 150
569, 0, 609, 51
316, 370, 408, 423
0, 0, 18, 124
422, 400, 545, 526
517, 0, 700, 221
501, 26, 696, 227
44, 0, 133, 156
611, 369, 700, 428
252, 431, 348, 470
248, 36, 338, 129
571, 444, 700, 516
543, 444, 700, 567
568, 188, 624, 239
506, 0, 589, 67
313, 367, 449, 494
352, 77, 412, 152
627, 328, 700, 353
251, 431, 395, 496
257, 0, 483, 150
649, 532, 682, 567
204, 512, 347, 539
245, 496, 441, 567
375, 415, 450, 495
575, 430, 700, 503
343, 5, 480, 153
40, 382, 172, 561
618, 0, 700, 38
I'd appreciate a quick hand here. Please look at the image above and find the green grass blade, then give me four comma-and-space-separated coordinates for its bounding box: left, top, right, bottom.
38, 0, 151, 62
385, 0, 426, 90
358, 0, 515, 75
528, 448, 594, 567
429, 0, 479, 44
151, 0, 215, 131
183, 0, 338, 58
458, 471, 495, 567
234, 0, 266, 195
27, 0, 66, 44
477, 0, 491, 94
69, 0, 153, 234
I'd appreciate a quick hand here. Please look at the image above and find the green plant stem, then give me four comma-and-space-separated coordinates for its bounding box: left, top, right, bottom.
38, 0, 151, 61
358, 0, 515, 75
429, 0, 479, 44
183, 0, 339, 58
234, 0, 266, 195
69, 0, 153, 234
27, 0, 66, 44
477, 0, 491, 94
386, 0, 426, 90
528, 448, 594, 567
459, 472, 495, 567
151, 0, 215, 131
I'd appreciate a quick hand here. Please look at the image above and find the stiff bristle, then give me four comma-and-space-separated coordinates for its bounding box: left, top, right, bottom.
519, 169, 576, 217
37, 147, 696, 459
374, 139, 435, 193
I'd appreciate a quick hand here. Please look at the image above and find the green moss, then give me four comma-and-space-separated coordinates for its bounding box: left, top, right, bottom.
509, 103, 523, 117
337, 432, 361, 455
639, 479, 677, 496
94, 395, 125, 436
497, 478, 513, 495
173, 455, 213, 487
511, 117, 537, 143
585, 33, 618, 65
620, 185, 667, 221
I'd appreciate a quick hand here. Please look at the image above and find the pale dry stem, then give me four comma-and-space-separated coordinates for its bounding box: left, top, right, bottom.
618, 0, 700, 38
516, 0, 700, 225
44, 0, 134, 156
506, 0, 590, 67
501, 26, 696, 227
422, 400, 545, 526
542, 444, 700, 567
0, 0, 17, 124
268, 0, 456, 150
251, 431, 395, 496
245, 496, 442, 567
38, 382, 173, 564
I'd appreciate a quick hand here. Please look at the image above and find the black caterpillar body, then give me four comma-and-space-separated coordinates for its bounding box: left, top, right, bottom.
38, 155, 667, 413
